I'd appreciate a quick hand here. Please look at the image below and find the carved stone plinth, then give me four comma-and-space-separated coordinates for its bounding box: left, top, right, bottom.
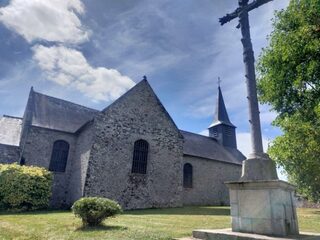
240, 154, 278, 181
226, 180, 299, 237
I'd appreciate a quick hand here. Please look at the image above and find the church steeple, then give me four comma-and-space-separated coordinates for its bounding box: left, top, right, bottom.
210, 86, 235, 128
208, 84, 237, 149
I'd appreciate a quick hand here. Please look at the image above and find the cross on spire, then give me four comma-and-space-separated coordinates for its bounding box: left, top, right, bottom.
217, 77, 221, 87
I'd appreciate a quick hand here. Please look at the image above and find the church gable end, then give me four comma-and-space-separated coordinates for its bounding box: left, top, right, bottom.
84, 80, 183, 209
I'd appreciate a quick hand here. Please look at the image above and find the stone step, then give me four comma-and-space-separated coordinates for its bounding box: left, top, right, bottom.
173, 237, 201, 240
192, 229, 320, 240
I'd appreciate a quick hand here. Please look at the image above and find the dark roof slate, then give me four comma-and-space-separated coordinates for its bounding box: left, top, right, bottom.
31, 91, 99, 133
0, 115, 23, 146
209, 86, 235, 128
180, 130, 244, 165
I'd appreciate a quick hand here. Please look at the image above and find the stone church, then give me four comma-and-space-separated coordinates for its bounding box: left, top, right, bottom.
0, 79, 245, 209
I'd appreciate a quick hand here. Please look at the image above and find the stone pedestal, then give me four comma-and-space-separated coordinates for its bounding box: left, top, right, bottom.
226, 180, 299, 237
240, 154, 278, 181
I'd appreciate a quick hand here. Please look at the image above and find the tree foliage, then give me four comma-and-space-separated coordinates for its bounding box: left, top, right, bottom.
257, 0, 320, 201
0, 164, 52, 211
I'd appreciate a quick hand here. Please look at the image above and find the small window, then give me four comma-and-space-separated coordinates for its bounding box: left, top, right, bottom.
183, 163, 193, 188
49, 140, 69, 172
212, 130, 218, 138
131, 139, 149, 174
225, 127, 232, 136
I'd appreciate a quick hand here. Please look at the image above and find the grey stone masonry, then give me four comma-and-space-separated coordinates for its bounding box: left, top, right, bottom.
0, 115, 22, 146
84, 80, 184, 209
68, 121, 95, 204
0, 115, 22, 163
0, 81, 247, 209
21, 126, 76, 208
183, 155, 241, 206
0, 144, 20, 164
226, 181, 299, 237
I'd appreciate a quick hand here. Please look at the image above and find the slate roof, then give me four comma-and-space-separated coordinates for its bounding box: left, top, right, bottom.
209, 86, 235, 128
30, 91, 99, 133
0, 115, 23, 146
180, 130, 245, 165
17, 86, 246, 166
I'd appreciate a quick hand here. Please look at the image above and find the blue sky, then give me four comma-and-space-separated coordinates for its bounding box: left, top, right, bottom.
0, 0, 290, 173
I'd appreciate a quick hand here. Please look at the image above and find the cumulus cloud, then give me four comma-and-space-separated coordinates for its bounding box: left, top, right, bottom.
32, 45, 135, 101
0, 0, 135, 103
0, 0, 89, 44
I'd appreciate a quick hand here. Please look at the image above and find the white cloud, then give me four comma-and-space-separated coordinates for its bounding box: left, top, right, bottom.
199, 129, 208, 136
32, 45, 135, 102
0, 0, 89, 44
0, 0, 135, 102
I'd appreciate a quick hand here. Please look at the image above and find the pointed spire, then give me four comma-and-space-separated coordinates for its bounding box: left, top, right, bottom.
209, 84, 235, 128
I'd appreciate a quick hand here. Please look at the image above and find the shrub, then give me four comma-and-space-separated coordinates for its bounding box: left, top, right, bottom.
72, 197, 122, 226
0, 163, 52, 211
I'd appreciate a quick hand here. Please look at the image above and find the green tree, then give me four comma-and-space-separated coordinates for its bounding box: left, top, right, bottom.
257, 0, 320, 201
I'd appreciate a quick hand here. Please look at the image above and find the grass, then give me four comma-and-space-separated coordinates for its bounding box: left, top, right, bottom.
0, 206, 319, 240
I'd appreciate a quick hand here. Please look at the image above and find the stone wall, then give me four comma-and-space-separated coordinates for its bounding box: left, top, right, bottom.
21, 126, 76, 208
0, 144, 20, 164
68, 122, 95, 204
84, 81, 184, 209
183, 155, 241, 206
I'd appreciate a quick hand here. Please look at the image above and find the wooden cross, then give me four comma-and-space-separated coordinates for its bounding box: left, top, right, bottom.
219, 0, 273, 157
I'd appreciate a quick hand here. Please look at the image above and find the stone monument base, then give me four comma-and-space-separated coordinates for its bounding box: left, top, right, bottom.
225, 180, 299, 237
192, 229, 320, 240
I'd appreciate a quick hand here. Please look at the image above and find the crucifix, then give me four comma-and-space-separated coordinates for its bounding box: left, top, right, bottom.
195, 1, 300, 236
219, 0, 273, 158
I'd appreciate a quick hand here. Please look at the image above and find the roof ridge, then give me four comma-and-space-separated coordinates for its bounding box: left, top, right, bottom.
179, 130, 218, 141
101, 79, 141, 112
2, 115, 23, 120
32, 90, 100, 112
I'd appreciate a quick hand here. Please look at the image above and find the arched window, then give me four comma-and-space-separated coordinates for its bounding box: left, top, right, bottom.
49, 140, 69, 172
131, 139, 149, 174
183, 163, 193, 188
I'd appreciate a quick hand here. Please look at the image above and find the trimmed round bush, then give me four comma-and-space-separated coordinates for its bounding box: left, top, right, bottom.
0, 163, 52, 211
72, 197, 122, 226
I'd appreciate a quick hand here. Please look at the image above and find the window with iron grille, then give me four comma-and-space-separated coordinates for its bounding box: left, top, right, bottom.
183, 163, 193, 188
131, 139, 149, 174
49, 140, 69, 172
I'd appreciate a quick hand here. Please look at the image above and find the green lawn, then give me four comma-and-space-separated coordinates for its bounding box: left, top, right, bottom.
0, 206, 319, 240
